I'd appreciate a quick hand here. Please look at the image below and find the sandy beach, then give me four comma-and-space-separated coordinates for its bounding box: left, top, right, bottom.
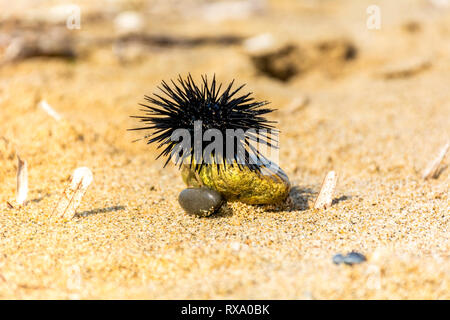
0, 0, 449, 299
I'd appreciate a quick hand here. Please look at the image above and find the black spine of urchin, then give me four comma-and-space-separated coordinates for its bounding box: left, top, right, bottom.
129, 74, 278, 173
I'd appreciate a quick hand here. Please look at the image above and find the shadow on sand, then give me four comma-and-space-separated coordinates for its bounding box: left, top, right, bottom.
76, 205, 126, 217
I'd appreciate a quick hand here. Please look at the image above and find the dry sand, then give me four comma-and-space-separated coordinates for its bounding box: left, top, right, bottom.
0, 0, 449, 299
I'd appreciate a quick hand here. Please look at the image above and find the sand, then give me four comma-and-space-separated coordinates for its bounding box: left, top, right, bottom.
0, 0, 449, 299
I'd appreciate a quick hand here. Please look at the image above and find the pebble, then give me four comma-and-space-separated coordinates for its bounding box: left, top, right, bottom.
178, 188, 223, 217
333, 251, 366, 266
332, 253, 345, 265
344, 251, 367, 265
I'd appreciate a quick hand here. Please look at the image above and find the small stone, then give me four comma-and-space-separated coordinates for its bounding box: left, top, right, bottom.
332, 253, 345, 265
343, 251, 367, 265
178, 188, 223, 217
230, 242, 241, 251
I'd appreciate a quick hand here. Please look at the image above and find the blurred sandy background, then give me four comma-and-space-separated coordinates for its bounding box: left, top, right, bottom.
0, 0, 449, 299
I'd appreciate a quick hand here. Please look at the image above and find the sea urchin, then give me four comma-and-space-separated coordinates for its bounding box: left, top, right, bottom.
130, 74, 278, 173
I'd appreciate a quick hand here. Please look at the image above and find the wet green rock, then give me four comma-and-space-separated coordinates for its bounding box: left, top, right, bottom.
181, 163, 290, 205
178, 187, 223, 217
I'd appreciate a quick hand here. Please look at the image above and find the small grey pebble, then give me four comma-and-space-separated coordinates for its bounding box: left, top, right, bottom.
178, 187, 223, 217
343, 251, 367, 265
332, 253, 345, 265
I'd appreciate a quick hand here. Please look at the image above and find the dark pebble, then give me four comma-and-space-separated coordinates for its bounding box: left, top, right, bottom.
333, 251, 366, 266
332, 254, 345, 265
343, 251, 367, 265
178, 187, 223, 217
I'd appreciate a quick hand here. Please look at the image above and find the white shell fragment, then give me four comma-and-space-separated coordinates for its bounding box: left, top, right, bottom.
16, 155, 28, 206
283, 95, 310, 114
429, 0, 450, 9
379, 57, 431, 79
2, 38, 25, 63
422, 141, 449, 180
114, 11, 144, 35
38, 100, 62, 121
52, 167, 93, 219
201, 0, 265, 22
243, 33, 275, 54
314, 171, 338, 209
